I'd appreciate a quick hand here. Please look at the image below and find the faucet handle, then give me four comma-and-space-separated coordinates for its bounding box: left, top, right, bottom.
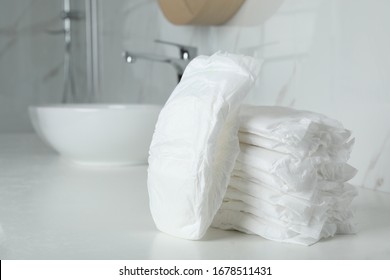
155, 39, 197, 60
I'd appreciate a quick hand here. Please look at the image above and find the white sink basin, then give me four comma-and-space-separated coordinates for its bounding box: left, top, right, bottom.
29, 104, 162, 166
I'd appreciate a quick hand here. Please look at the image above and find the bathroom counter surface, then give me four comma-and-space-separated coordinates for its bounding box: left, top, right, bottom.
0, 134, 389, 260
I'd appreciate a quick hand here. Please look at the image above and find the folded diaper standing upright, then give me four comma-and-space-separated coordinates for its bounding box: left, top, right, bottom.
148, 52, 262, 240
212, 105, 358, 245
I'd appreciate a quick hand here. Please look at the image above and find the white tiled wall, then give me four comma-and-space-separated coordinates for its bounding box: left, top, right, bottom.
0, 0, 63, 132
97, 0, 390, 193
0, 0, 87, 133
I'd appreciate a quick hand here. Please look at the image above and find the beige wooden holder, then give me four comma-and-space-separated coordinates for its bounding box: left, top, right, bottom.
157, 0, 245, 25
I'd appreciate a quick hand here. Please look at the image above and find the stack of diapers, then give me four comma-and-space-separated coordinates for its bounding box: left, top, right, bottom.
147, 51, 358, 246
212, 105, 358, 245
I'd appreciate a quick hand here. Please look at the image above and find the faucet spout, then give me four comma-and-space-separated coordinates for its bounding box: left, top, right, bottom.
123, 40, 197, 83
123, 51, 188, 82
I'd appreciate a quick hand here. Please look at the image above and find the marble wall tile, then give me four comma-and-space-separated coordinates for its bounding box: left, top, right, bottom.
0, 0, 63, 132
0, 0, 88, 132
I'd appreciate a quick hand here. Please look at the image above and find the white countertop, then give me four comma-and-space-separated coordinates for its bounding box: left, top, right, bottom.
0, 134, 389, 260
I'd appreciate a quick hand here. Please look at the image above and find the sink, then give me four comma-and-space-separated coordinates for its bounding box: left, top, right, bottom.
29, 104, 162, 166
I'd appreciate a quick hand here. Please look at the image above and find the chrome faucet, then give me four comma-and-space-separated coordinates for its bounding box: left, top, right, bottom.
123, 40, 197, 82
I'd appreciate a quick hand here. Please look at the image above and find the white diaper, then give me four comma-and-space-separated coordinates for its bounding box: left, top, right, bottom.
237, 143, 318, 192
212, 207, 355, 246
239, 105, 353, 159
223, 188, 329, 226
229, 176, 317, 212
233, 143, 357, 198
212, 209, 329, 245
148, 52, 262, 240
